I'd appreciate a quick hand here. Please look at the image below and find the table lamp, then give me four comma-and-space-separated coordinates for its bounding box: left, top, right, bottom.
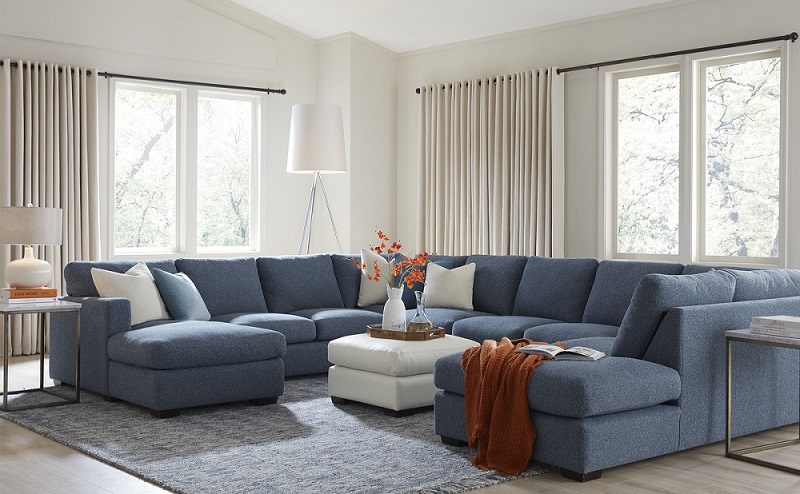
0, 206, 63, 288
287, 103, 347, 254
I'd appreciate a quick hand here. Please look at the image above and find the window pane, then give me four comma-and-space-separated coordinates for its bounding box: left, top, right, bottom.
114, 88, 177, 250
616, 70, 680, 255
197, 96, 253, 248
704, 57, 780, 258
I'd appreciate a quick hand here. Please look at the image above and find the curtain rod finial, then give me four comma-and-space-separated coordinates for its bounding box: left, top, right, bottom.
790, 32, 798, 42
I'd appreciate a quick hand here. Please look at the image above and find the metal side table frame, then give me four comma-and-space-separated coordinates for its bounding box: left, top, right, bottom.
726, 328, 800, 474
1, 300, 81, 411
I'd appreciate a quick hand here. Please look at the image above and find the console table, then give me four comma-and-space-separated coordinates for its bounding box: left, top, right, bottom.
1, 300, 82, 411
726, 328, 800, 474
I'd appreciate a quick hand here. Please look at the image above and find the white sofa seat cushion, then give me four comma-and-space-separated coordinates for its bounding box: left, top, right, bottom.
328, 333, 478, 377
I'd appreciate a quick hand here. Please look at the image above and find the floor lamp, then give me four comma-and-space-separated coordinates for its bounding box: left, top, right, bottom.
287, 103, 347, 254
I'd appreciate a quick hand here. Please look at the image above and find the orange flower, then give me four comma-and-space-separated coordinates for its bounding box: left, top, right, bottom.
351, 228, 430, 288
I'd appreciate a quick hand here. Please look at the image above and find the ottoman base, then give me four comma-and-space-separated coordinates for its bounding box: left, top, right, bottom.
328, 365, 436, 412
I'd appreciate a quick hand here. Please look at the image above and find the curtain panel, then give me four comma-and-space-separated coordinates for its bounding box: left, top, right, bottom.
417, 68, 564, 256
0, 59, 101, 355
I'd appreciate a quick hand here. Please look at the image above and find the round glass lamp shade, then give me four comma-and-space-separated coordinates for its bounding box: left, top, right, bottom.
0, 206, 62, 288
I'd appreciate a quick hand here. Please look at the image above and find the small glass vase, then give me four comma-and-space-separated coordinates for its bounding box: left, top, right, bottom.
406, 290, 433, 332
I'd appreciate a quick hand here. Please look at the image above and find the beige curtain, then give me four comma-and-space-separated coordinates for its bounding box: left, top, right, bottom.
417, 68, 564, 256
0, 59, 101, 355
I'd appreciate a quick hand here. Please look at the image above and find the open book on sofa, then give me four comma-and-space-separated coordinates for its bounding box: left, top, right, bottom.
514, 344, 605, 361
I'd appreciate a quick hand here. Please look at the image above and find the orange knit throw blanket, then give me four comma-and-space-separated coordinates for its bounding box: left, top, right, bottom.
461, 337, 555, 475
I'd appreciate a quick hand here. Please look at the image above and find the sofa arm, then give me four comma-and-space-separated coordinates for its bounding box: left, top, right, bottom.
644, 297, 800, 450
49, 296, 133, 396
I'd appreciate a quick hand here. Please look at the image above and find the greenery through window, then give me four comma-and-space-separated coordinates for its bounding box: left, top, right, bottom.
112, 82, 261, 256
608, 49, 783, 264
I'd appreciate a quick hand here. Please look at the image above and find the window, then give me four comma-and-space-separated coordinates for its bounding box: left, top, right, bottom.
111, 82, 262, 256
604, 46, 785, 265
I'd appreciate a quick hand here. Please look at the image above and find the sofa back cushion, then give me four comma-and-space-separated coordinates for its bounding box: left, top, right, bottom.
175, 257, 267, 316
611, 270, 736, 359
583, 260, 684, 326
331, 254, 362, 308
724, 268, 800, 301
64, 260, 177, 297
465, 255, 528, 315
513, 257, 599, 322
257, 255, 344, 313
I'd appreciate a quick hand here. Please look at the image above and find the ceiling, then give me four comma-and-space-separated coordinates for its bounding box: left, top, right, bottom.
230, 0, 679, 53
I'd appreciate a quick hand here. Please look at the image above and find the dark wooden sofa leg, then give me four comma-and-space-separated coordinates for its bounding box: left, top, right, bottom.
440, 435, 468, 447
250, 396, 279, 406
560, 468, 602, 482
151, 409, 181, 419
102, 395, 121, 402
330, 396, 350, 405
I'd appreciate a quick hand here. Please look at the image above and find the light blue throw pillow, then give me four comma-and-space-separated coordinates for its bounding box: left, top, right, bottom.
152, 268, 211, 321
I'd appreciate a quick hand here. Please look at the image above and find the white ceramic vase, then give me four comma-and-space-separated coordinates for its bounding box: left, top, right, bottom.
382, 286, 406, 331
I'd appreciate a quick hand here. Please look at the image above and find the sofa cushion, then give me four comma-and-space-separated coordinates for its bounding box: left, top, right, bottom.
292, 308, 383, 341
513, 257, 599, 322
423, 262, 476, 310
465, 255, 528, 315
527, 357, 681, 417
724, 268, 800, 301
400, 255, 468, 307
91, 263, 170, 326
213, 312, 317, 344
257, 255, 344, 313
175, 258, 267, 316
331, 254, 362, 308
152, 269, 211, 321
611, 270, 736, 359
582, 260, 684, 326
523, 322, 618, 343
452, 315, 560, 342
355, 249, 394, 307
107, 321, 286, 369
412, 308, 494, 333
65, 259, 177, 297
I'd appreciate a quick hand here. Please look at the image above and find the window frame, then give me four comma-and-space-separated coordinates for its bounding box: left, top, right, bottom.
107, 80, 264, 259
600, 41, 788, 267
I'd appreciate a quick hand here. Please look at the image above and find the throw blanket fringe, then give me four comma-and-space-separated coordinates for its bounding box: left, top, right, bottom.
461, 337, 556, 475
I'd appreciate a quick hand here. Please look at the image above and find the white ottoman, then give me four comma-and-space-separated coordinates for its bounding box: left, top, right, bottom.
327, 333, 478, 416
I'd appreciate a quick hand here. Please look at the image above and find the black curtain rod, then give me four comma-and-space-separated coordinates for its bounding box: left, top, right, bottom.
97, 71, 287, 95
0, 60, 93, 75
557, 32, 797, 74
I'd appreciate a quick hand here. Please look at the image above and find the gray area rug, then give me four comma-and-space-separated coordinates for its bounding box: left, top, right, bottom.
1, 375, 547, 493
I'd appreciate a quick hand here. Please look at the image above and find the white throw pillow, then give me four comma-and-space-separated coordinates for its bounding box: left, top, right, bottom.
423, 262, 476, 310
91, 262, 171, 326
357, 248, 393, 307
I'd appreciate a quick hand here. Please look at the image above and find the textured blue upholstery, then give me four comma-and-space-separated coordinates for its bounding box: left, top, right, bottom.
64, 260, 177, 297
464, 255, 527, 315
724, 268, 800, 301
582, 260, 684, 326
523, 322, 618, 342
331, 254, 362, 308
213, 312, 317, 344
151, 269, 211, 321
283, 341, 332, 376
175, 258, 268, 316
257, 255, 345, 313
292, 308, 382, 341
452, 315, 560, 341
412, 307, 495, 333
611, 270, 736, 358
513, 257, 599, 322
107, 321, 286, 369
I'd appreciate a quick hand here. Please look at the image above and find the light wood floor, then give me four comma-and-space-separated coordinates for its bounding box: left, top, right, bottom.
2, 356, 799, 494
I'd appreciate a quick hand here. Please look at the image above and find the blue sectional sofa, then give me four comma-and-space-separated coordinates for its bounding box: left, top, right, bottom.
49, 253, 800, 478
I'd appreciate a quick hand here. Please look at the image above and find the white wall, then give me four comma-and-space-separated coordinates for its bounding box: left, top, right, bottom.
397, 0, 800, 267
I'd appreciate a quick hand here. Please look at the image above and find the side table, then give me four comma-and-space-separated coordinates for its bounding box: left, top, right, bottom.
1, 300, 82, 411
726, 328, 800, 474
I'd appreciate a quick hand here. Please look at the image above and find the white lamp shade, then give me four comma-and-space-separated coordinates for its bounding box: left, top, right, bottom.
0, 207, 63, 245
287, 103, 347, 174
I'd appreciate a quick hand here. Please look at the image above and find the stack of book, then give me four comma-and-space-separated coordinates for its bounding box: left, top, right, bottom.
750, 315, 800, 338
0, 287, 58, 306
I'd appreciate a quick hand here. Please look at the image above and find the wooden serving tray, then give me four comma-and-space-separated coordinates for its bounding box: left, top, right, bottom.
367, 324, 445, 341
